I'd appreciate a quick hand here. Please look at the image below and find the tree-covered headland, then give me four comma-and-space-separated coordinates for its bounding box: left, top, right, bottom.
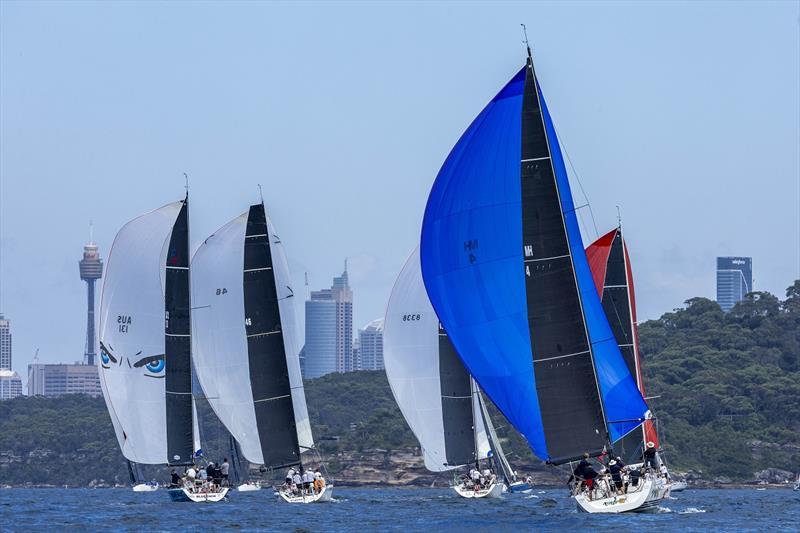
0, 281, 797, 486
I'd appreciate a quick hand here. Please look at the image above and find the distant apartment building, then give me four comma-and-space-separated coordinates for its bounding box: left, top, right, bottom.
0, 314, 11, 371
716, 257, 753, 312
351, 338, 361, 372
303, 264, 354, 379
0, 314, 22, 400
27, 362, 102, 397
358, 319, 384, 371
0, 370, 23, 400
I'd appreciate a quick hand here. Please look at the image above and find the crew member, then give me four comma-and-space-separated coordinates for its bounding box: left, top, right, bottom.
643, 441, 657, 470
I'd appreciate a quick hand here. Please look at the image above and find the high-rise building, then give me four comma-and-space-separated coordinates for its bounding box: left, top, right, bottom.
716, 257, 753, 312
358, 319, 384, 371
27, 362, 102, 397
0, 369, 23, 400
0, 316, 23, 400
79, 234, 103, 366
303, 263, 354, 379
0, 314, 10, 370
351, 338, 361, 372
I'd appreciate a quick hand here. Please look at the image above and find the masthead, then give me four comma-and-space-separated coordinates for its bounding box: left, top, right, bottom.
520, 24, 532, 61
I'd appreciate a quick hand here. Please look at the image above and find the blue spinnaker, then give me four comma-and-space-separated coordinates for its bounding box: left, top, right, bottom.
420, 63, 648, 462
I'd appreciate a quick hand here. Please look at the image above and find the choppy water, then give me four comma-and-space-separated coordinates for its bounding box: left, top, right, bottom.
1, 486, 798, 532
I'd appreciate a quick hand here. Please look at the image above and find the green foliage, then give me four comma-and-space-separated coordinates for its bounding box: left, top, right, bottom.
1, 281, 797, 485
642, 282, 800, 479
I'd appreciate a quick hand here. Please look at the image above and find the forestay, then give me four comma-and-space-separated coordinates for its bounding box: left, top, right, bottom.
384, 248, 489, 472
192, 203, 312, 468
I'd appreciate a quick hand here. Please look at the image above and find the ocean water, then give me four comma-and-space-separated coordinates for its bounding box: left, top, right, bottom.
1, 486, 798, 532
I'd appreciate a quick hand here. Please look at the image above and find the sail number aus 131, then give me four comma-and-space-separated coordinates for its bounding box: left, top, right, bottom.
117, 315, 131, 333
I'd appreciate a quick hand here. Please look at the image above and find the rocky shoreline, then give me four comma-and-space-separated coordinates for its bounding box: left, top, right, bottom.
5, 447, 796, 490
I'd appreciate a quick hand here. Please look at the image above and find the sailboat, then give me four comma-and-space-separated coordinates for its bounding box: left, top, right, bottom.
418, 42, 664, 513
585, 227, 674, 498
586, 229, 674, 467
191, 202, 332, 504
384, 248, 522, 499
127, 461, 158, 492
98, 197, 228, 503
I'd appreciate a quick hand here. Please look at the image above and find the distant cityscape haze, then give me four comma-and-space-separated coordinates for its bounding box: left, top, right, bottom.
1, 1, 798, 386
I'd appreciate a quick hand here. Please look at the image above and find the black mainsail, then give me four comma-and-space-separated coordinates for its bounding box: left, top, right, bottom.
244, 203, 302, 469
165, 199, 195, 465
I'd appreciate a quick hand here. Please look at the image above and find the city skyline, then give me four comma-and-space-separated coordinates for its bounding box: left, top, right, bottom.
1, 2, 798, 386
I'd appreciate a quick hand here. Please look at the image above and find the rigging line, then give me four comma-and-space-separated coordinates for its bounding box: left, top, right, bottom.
551, 122, 599, 239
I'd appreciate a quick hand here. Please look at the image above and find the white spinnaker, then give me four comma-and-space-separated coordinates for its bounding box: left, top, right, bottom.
384, 247, 489, 472
266, 212, 314, 451
191, 213, 266, 462
98, 201, 183, 465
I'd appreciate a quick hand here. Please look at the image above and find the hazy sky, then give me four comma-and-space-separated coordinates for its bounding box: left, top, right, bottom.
1, 1, 798, 385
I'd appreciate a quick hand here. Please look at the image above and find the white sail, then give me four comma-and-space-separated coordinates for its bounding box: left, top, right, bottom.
192, 206, 313, 465
266, 214, 314, 451
384, 247, 489, 472
471, 379, 492, 461
191, 213, 262, 461
98, 201, 183, 464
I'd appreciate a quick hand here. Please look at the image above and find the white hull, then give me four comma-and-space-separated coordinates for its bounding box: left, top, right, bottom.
574, 476, 667, 514
506, 481, 534, 494
278, 484, 333, 504
237, 482, 261, 492
132, 483, 158, 492
453, 480, 503, 499
669, 480, 687, 493
168, 486, 229, 503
